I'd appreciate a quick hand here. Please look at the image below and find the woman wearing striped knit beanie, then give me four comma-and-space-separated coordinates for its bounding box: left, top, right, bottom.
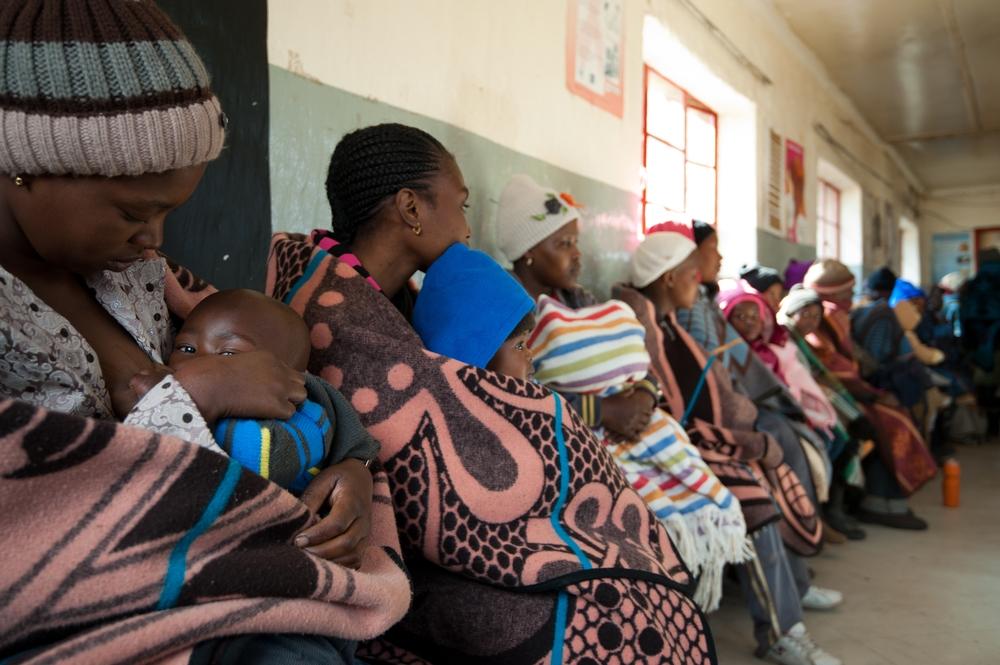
0, 3, 394, 663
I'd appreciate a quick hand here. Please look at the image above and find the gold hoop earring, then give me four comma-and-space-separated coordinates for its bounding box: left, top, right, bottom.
412, 223, 422, 237
12, 175, 25, 187
525, 257, 534, 266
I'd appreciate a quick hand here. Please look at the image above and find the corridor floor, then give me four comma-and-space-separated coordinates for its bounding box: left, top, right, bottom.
708, 443, 1000, 665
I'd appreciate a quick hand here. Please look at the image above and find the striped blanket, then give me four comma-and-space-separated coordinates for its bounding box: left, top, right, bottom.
530, 295, 649, 394
213, 373, 378, 494
615, 285, 823, 557
0, 399, 410, 664
530, 296, 750, 611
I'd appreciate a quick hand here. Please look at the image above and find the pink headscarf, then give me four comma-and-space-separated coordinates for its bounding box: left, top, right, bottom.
717, 280, 788, 381
719, 281, 837, 432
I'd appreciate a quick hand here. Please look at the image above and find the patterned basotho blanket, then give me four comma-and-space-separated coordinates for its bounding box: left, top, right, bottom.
0, 399, 410, 664
267, 233, 717, 664
615, 286, 822, 557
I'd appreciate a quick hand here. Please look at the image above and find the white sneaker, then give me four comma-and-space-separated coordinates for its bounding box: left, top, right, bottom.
763, 623, 842, 665
801, 585, 843, 611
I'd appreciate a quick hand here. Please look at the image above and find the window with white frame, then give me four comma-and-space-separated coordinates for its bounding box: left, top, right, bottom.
817, 179, 841, 259
642, 66, 718, 231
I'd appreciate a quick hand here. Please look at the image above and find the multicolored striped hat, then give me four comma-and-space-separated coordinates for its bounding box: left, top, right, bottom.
0, 0, 225, 177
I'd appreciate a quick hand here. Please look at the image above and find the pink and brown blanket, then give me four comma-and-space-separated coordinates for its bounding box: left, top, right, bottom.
0, 399, 410, 664
266, 233, 717, 665
614, 286, 822, 557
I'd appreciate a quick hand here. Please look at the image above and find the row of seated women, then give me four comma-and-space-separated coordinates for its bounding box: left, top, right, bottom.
0, 4, 938, 664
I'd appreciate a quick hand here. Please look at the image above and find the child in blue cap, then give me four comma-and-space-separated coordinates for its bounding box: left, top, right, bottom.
412, 243, 536, 381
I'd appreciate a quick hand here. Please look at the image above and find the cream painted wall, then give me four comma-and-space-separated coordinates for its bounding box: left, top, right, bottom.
267, 0, 922, 272
267, 0, 645, 194
920, 186, 1000, 285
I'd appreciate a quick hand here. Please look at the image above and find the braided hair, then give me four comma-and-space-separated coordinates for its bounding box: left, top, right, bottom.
325, 123, 450, 244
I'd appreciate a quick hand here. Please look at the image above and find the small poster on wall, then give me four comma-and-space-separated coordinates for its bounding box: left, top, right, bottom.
566, 0, 625, 117
931, 232, 972, 284
767, 130, 784, 233
783, 139, 805, 243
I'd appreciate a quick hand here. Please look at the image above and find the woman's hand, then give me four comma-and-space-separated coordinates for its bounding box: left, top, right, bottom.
601, 389, 655, 440
295, 458, 373, 569
172, 350, 307, 423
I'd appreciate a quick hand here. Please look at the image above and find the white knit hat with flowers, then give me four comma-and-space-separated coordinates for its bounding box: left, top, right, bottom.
496, 174, 582, 262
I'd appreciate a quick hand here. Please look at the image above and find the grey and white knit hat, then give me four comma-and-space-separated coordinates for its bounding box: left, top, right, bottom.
0, 0, 225, 178
495, 174, 581, 262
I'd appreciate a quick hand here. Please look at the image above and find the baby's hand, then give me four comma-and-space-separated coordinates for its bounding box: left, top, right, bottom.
129, 365, 173, 399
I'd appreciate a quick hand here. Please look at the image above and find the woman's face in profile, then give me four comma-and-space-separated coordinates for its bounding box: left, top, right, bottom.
413, 156, 472, 270
523, 219, 582, 292
6, 163, 206, 275
664, 252, 702, 310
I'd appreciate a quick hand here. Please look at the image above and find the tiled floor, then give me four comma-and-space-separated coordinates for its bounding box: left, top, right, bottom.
708, 443, 1000, 665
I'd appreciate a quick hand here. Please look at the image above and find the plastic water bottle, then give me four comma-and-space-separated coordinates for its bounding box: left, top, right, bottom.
942, 459, 960, 508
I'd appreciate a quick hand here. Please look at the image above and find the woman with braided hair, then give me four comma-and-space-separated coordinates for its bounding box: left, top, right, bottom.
267, 123, 717, 664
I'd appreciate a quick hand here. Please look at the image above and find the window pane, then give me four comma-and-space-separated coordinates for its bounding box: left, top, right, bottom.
644, 202, 686, 231
686, 162, 715, 223
645, 137, 685, 211
646, 74, 685, 148
826, 187, 839, 223
686, 108, 716, 167
818, 220, 838, 259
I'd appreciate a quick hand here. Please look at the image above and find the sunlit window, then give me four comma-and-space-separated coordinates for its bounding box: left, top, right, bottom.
643, 67, 717, 231
817, 179, 841, 259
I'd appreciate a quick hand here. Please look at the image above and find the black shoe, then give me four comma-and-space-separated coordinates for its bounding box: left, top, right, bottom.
856, 508, 928, 531
824, 511, 867, 540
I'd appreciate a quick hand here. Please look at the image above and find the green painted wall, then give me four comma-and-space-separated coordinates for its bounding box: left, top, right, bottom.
755, 229, 816, 274
269, 66, 816, 297
269, 66, 639, 298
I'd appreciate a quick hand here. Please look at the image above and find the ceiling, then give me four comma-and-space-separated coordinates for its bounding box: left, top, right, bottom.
771, 0, 1000, 192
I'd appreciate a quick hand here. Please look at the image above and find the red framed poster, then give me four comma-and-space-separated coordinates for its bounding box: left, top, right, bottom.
784, 139, 805, 243
566, 0, 625, 117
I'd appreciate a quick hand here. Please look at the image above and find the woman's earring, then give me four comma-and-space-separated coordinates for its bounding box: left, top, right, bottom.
412, 223, 422, 237
12, 175, 25, 187
525, 257, 534, 266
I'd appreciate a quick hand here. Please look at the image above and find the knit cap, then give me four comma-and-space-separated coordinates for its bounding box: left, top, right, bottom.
412, 243, 535, 370
778, 285, 822, 318
784, 259, 813, 290
739, 263, 783, 294
865, 266, 898, 297
938, 271, 967, 293
629, 222, 697, 288
803, 258, 856, 297
888, 279, 926, 308
496, 174, 581, 262
0, 0, 225, 177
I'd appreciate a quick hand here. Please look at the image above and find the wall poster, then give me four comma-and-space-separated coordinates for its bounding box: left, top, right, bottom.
931, 232, 972, 285
566, 0, 625, 117
767, 130, 783, 233
783, 139, 805, 243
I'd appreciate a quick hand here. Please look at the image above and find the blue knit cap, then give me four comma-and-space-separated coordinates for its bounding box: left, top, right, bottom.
413, 243, 535, 369
888, 279, 926, 307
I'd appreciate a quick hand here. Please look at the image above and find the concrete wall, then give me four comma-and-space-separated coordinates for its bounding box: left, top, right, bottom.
265, 0, 921, 289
